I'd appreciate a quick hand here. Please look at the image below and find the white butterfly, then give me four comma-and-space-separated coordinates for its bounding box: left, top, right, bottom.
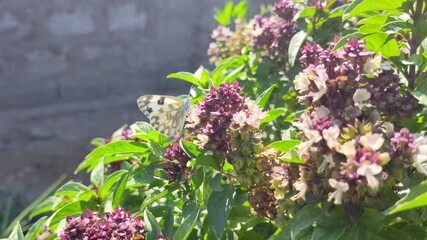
137, 92, 192, 136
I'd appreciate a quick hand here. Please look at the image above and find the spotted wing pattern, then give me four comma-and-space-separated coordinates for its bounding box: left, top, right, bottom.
137, 95, 190, 136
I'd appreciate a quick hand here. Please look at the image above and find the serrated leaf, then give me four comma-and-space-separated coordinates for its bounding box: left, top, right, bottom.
174, 204, 199, 240
256, 84, 277, 109
288, 31, 307, 66
268, 140, 301, 152
387, 180, 427, 214
167, 72, 200, 86
207, 185, 235, 239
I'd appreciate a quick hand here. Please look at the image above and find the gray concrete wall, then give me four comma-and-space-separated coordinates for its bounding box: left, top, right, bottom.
0, 0, 272, 206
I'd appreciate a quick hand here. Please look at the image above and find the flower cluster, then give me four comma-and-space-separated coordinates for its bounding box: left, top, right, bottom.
164, 136, 191, 181
208, 0, 299, 65
207, 21, 250, 65
188, 82, 247, 160
60, 208, 147, 240
250, 0, 298, 61
286, 39, 425, 208
296, 39, 421, 120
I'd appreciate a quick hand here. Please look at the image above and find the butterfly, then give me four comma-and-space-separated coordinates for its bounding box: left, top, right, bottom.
137, 92, 192, 136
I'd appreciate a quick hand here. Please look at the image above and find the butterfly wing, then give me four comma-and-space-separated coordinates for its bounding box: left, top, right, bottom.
137, 95, 187, 136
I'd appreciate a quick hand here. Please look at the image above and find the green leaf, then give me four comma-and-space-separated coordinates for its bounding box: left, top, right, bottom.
29, 196, 62, 219
195, 155, 220, 170
25, 216, 47, 240
288, 31, 307, 66
90, 137, 105, 147
112, 171, 130, 209
232, 1, 247, 20
260, 108, 286, 127
174, 204, 200, 240
194, 66, 210, 88
167, 72, 200, 86
311, 226, 347, 240
256, 84, 277, 109
101, 170, 128, 200
298, 7, 317, 18
268, 140, 301, 152
163, 206, 175, 240
144, 209, 161, 240
387, 180, 427, 214
48, 201, 96, 227
413, 77, 427, 106
215, 2, 233, 26
207, 185, 235, 239
140, 188, 172, 210
8, 223, 24, 240
362, 32, 400, 58
55, 181, 91, 197
76, 141, 148, 173
180, 140, 202, 158
90, 158, 104, 189
290, 204, 322, 239
344, 0, 405, 20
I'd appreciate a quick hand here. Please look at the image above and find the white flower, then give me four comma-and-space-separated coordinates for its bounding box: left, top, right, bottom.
297, 140, 313, 161
363, 55, 381, 75
359, 133, 385, 151
337, 140, 356, 159
412, 136, 427, 175
294, 72, 310, 93
294, 65, 329, 102
353, 88, 371, 109
318, 153, 336, 173
304, 129, 322, 143
313, 105, 330, 119
357, 163, 382, 191
328, 178, 349, 205
322, 125, 340, 149
194, 134, 209, 147
290, 180, 307, 201
307, 65, 328, 101
233, 111, 247, 127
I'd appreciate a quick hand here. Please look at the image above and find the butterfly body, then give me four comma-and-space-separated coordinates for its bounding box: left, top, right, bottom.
137, 94, 192, 136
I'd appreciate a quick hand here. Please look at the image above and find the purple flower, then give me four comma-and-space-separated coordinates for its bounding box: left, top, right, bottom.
60, 209, 102, 240
60, 208, 147, 240
272, 0, 299, 21
103, 208, 146, 239
391, 128, 417, 153
190, 82, 246, 156
164, 137, 191, 181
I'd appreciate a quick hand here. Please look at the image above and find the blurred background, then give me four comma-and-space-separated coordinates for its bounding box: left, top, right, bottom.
0, 0, 269, 218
